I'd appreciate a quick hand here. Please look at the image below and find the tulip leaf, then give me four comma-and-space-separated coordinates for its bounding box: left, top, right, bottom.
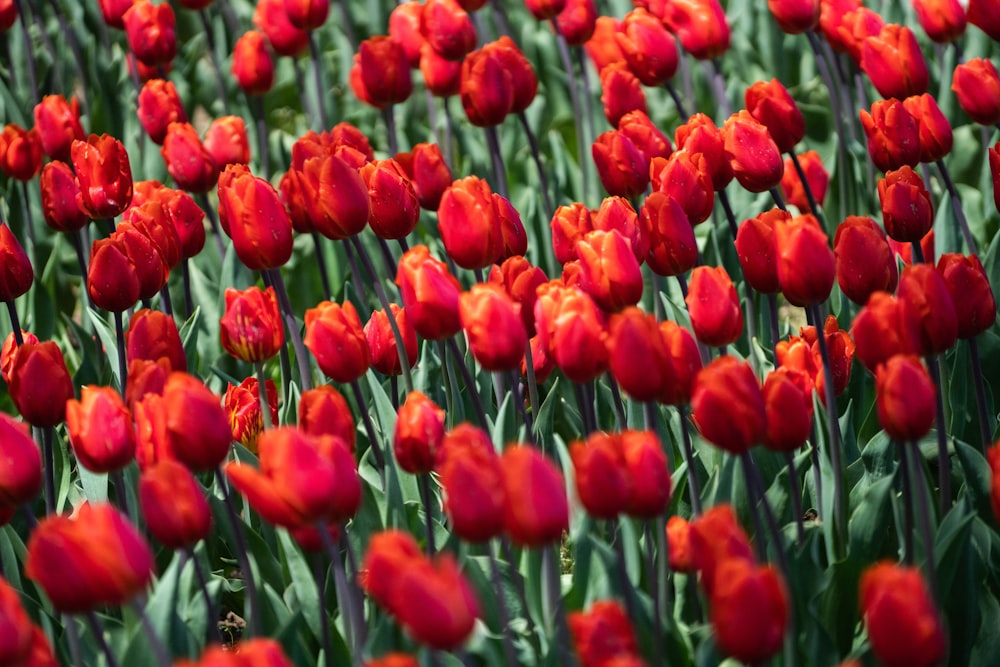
87, 307, 121, 388
77, 464, 108, 505
955, 440, 993, 520
277, 530, 321, 641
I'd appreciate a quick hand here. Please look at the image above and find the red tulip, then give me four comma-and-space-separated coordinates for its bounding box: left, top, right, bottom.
780, 150, 828, 214
351, 37, 413, 109
0, 413, 42, 510
555, 0, 597, 45
686, 266, 742, 347
661, 0, 730, 60
568, 600, 641, 667
710, 559, 788, 663
137, 79, 187, 145
123, 0, 176, 67
71, 134, 133, 219
534, 283, 609, 383
834, 216, 898, 305
674, 113, 732, 191
615, 8, 678, 86
952, 58, 1000, 126
139, 458, 212, 548
421, 0, 476, 61
860, 24, 928, 100
161, 372, 233, 471
745, 79, 805, 154
860, 562, 945, 667
722, 110, 785, 193
768, 0, 820, 34
254, 0, 308, 56
774, 213, 835, 307
897, 264, 958, 356
860, 99, 921, 172
298, 385, 356, 448
232, 31, 275, 95
650, 150, 715, 224
901, 93, 953, 163
459, 284, 527, 371
936, 253, 997, 340
162, 122, 219, 194
220, 286, 284, 363
396, 245, 463, 340
501, 445, 569, 546
364, 305, 418, 377
876, 355, 936, 441
304, 300, 370, 383
32, 95, 83, 162
878, 166, 933, 242
224, 377, 279, 453
8, 341, 75, 428
599, 63, 646, 127
394, 391, 446, 474
217, 164, 293, 270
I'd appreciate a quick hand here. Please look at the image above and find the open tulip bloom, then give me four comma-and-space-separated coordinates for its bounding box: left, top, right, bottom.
3, 2, 1000, 667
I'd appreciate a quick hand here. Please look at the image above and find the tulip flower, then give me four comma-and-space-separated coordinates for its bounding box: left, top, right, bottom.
650, 151, 716, 225
217, 164, 294, 270
897, 264, 958, 356
123, 200, 182, 271
774, 214, 835, 307
488, 256, 547, 337
762, 368, 814, 452
225, 377, 278, 452
283, 0, 329, 29
139, 458, 212, 548
780, 150, 829, 214
39, 161, 89, 233
394, 391, 446, 474
568, 600, 642, 667
860, 24, 928, 100
722, 110, 785, 193
283, 150, 370, 240
125, 308, 186, 373
298, 385, 356, 448
253, 0, 307, 56
620, 430, 671, 518
396, 245, 463, 340
674, 113, 732, 191
599, 63, 646, 127
688, 504, 756, 593
226, 427, 361, 528
436, 176, 504, 270
362, 530, 424, 613
734, 208, 788, 294
555, 0, 597, 45
125, 358, 169, 412
768, 0, 820, 34
606, 307, 673, 402
421, 0, 476, 61
992, 143, 1000, 215
137, 79, 187, 145
570, 432, 631, 519
0, 224, 32, 303
0, 577, 34, 663
390, 554, 480, 649
0, 124, 41, 182
459, 284, 527, 371
203, 116, 250, 168
350, 36, 413, 109
575, 229, 644, 312
123, 0, 176, 67
658, 320, 703, 406
618, 109, 672, 165
819, 0, 863, 52
850, 292, 921, 373
968, 0, 1000, 40
666, 516, 694, 573
534, 283, 609, 383
232, 31, 275, 95
913, 0, 966, 43
902, 93, 953, 163
501, 445, 569, 546
7, 341, 74, 428
304, 300, 370, 384
0, 413, 42, 511
437, 424, 505, 542
138, 182, 206, 260
640, 193, 696, 277
860, 99, 921, 173
710, 559, 788, 663
685, 265, 743, 347
860, 562, 945, 667
745, 79, 806, 154
394, 143, 452, 211
32, 95, 83, 162
525, 0, 565, 20
65, 386, 135, 473
834, 216, 898, 305
615, 8, 678, 87
25, 503, 154, 613
952, 58, 1000, 126
161, 122, 218, 193
361, 159, 419, 240
71, 134, 133, 219
661, 0, 730, 60
876, 355, 936, 441
220, 286, 283, 363
388, 2, 423, 65
592, 130, 648, 199
162, 372, 233, 471
115, 222, 169, 302
878, 166, 933, 242
936, 253, 997, 340
586, 16, 624, 70
694, 357, 768, 456
365, 305, 418, 377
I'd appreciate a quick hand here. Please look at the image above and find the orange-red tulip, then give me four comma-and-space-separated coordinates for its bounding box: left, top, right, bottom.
139, 458, 212, 548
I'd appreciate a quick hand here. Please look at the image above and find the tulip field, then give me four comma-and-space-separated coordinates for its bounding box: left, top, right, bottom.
3, 0, 1000, 665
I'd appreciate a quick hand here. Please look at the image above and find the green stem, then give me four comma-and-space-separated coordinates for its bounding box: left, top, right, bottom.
936, 159, 977, 254
925, 355, 951, 514
85, 612, 119, 667
255, 361, 273, 430
307, 32, 328, 128
129, 600, 172, 667
266, 268, 313, 391
419, 473, 436, 557
551, 20, 589, 203
319, 526, 363, 667
898, 442, 915, 564
485, 125, 509, 199
313, 555, 333, 667
542, 545, 579, 667
186, 547, 223, 642
908, 441, 938, 602
487, 545, 518, 667
679, 407, 702, 516
969, 337, 993, 449
215, 468, 261, 636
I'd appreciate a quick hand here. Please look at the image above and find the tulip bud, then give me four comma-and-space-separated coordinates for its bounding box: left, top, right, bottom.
876, 355, 936, 441
217, 164, 293, 270
834, 216, 898, 305
534, 283, 609, 383
688, 504, 755, 594
298, 385, 356, 448
225, 377, 278, 452
0, 124, 41, 183
860, 562, 945, 667
691, 356, 766, 454
710, 559, 788, 664
162, 122, 219, 194
901, 93, 953, 163
220, 286, 284, 363
936, 253, 997, 340
396, 245, 463, 340
71, 134, 133, 219
734, 208, 788, 294
722, 110, 785, 193
780, 150, 828, 214
365, 305, 418, 377
351, 37, 413, 109
203, 116, 250, 168
39, 161, 88, 233
850, 292, 921, 372
575, 229, 644, 312
125, 308, 186, 373
437, 424, 505, 542
913, 0, 967, 43
555, 0, 597, 45
762, 368, 814, 452
459, 284, 527, 371
686, 266, 743, 347
571, 432, 631, 519
607, 307, 673, 401
33, 95, 83, 162
592, 130, 648, 199
139, 458, 212, 548
661, 0, 730, 60
615, 8, 679, 86
389, 2, 423, 66
362, 159, 419, 240
640, 193, 696, 277
501, 445, 569, 546
550, 203, 593, 265
394, 143, 452, 211
897, 264, 958, 355
745, 79, 806, 154
599, 63, 646, 127
123, 0, 176, 67
568, 600, 641, 667
658, 320, 703, 406
0, 413, 42, 510
162, 372, 233, 471
8, 341, 75, 428
394, 391, 446, 474
952, 58, 1000, 126
304, 300, 371, 383
768, 0, 820, 34
25, 503, 154, 613
0, 224, 33, 302
137, 79, 187, 145
65, 386, 135, 473
254, 0, 308, 56
860, 24, 928, 100
421, 0, 476, 61
860, 99, 921, 172
878, 166, 933, 243
774, 213, 835, 307
438, 176, 503, 270
232, 31, 276, 95
650, 151, 716, 226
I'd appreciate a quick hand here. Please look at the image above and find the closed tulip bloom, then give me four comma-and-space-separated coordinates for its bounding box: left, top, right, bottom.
139, 458, 212, 548
227, 427, 360, 527
492, 37, 537, 115
39, 161, 88, 233
674, 113, 732, 191
501, 445, 569, 546
850, 292, 921, 372
878, 166, 933, 242
125, 358, 169, 412
0, 413, 42, 509
394, 143, 452, 211
254, 0, 308, 56
351, 37, 413, 108
658, 320, 702, 405
585, 16, 624, 70
722, 110, 785, 193
860, 99, 921, 172
993, 143, 1000, 214
592, 196, 647, 262
901, 94, 953, 163
115, 222, 169, 301
989, 443, 1000, 521
0, 125, 41, 181
734, 208, 788, 294
8, 341, 74, 428
616, 8, 679, 86
819, 0, 862, 52
162, 122, 218, 194
876, 355, 936, 441
937, 253, 997, 339
575, 229, 644, 312
968, 0, 1000, 40
361, 530, 423, 613
897, 264, 958, 355
217, 164, 293, 270
0, 577, 33, 664
361, 159, 419, 240
600, 63, 646, 128
686, 265, 743, 347
762, 368, 814, 452
88, 235, 140, 312
662, 0, 730, 60
389, 2, 424, 66
860, 562, 945, 667
568, 600, 640, 667
365, 305, 418, 377
391, 554, 480, 650
232, 31, 275, 95
745, 79, 806, 154
126, 308, 186, 372
571, 433, 631, 519
618, 110, 672, 165
396, 245, 462, 340
710, 559, 788, 664
283, 0, 329, 29
536, 284, 609, 382
834, 216, 898, 305
65, 386, 135, 473
593, 130, 648, 199
688, 504, 755, 592
25, 503, 154, 613
421, 0, 476, 61
860, 24, 928, 100
304, 300, 370, 383
220, 286, 283, 363
394, 391, 445, 474
203, 116, 250, 168
437, 426, 505, 542
420, 42, 462, 97
285, 152, 370, 240
488, 256, 547, 337
224, 377, 278, 452
71, 134, 133, 219
775, 214, 835, 306
555, 0, 598, 45
525, 0, 565, 20
142, 184, 206, 259
952, 58, 1000, 126
0, 330, 37, 384
459, 284, 527, 371
640, 193, 696, 277
621, 430, 670, 517
607, 307, 673, 401
137, 79, 187, 145
768, 0, 820, 33
123, 1, 176, 67
691, 356, 766, 455
133, 392, 174, 469
33, 95, 83, 162
550, 203, 593, 265
298, 386, 356, 448
650, 151, 715, 225
0, 224, 32, 302
162, 372, 233, 471
459, 45, 514, 127
666, 516, 694, 572
123, 200, 182, 271
913, 0, 966, 43
438, 176, 503, 270
780, 150, 828, 214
